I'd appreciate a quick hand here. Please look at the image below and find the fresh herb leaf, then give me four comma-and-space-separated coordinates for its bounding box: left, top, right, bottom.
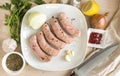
0, 0, 45, 43
33, 0, 45, 5
0, 3, 11, 10
10, 0, 21, 6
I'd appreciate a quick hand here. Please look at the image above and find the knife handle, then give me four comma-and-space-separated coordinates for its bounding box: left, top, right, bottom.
70, 71, 75, 76
70, 69, 79, 76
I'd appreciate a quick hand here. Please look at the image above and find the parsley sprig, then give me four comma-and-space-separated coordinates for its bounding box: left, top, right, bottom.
0, 0, 45, 43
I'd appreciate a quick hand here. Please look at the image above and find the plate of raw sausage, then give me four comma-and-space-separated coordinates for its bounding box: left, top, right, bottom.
21, 4, 87, 71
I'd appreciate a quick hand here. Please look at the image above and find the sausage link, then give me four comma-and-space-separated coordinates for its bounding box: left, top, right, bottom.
50, 18, 74, 43
29, 35, 51, 62
42, 23, 66, 49
58, 12, 80, 37
37, 31, 60, 56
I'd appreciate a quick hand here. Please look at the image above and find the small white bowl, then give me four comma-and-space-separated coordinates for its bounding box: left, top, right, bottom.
2, 52, 25, 75
87, 28, 106, 48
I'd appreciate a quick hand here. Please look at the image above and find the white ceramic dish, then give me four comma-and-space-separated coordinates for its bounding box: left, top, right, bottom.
21, 4, 87, 71
2, 52, 25, 75
87, 28, 106, 48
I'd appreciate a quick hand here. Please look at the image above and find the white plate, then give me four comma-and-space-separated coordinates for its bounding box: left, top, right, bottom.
21, 4, 87, 71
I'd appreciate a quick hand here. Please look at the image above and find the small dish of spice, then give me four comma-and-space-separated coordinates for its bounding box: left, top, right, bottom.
2, 52, 25, 75
87, 28, 106, 48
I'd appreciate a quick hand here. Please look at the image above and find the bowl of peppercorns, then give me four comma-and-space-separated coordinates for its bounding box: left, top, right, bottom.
2, 52, 26, 75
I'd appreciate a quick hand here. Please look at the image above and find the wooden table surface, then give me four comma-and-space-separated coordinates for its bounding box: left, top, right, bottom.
0, 0, 120, 76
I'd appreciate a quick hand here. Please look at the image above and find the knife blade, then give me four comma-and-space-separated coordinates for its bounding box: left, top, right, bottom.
70, 43, 119, 76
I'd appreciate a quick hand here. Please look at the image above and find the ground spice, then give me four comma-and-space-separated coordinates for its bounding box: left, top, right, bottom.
6, 54, 23, 71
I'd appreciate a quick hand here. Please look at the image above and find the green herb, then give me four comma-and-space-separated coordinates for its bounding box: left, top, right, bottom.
0, 0, 45, 43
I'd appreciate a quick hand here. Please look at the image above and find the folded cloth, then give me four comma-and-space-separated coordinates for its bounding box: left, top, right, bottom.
83, 5, 120, 76
87, 45, 120, 76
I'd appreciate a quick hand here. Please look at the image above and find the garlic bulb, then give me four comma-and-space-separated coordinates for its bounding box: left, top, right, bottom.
2, 38, 17, 53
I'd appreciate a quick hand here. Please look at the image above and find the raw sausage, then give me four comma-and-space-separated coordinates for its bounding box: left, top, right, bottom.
58, 12, 80, 37
29, 35, 51, 62
37, 31, 60, 56
42, 23, 66, 49
50, 18, 74, 43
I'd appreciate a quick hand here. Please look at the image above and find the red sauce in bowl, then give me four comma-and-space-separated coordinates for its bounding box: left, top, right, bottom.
88, 32, 102, 44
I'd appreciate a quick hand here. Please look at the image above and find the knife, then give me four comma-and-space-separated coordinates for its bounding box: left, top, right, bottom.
70, 43, 119, 76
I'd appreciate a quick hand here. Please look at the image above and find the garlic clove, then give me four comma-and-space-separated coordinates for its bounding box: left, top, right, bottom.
65, 55, 71, 62
71, 51, 75, 56
66, 50, 75, 56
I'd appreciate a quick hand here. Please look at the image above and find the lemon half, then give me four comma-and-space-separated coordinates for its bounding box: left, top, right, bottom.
81, 0, 100, 16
